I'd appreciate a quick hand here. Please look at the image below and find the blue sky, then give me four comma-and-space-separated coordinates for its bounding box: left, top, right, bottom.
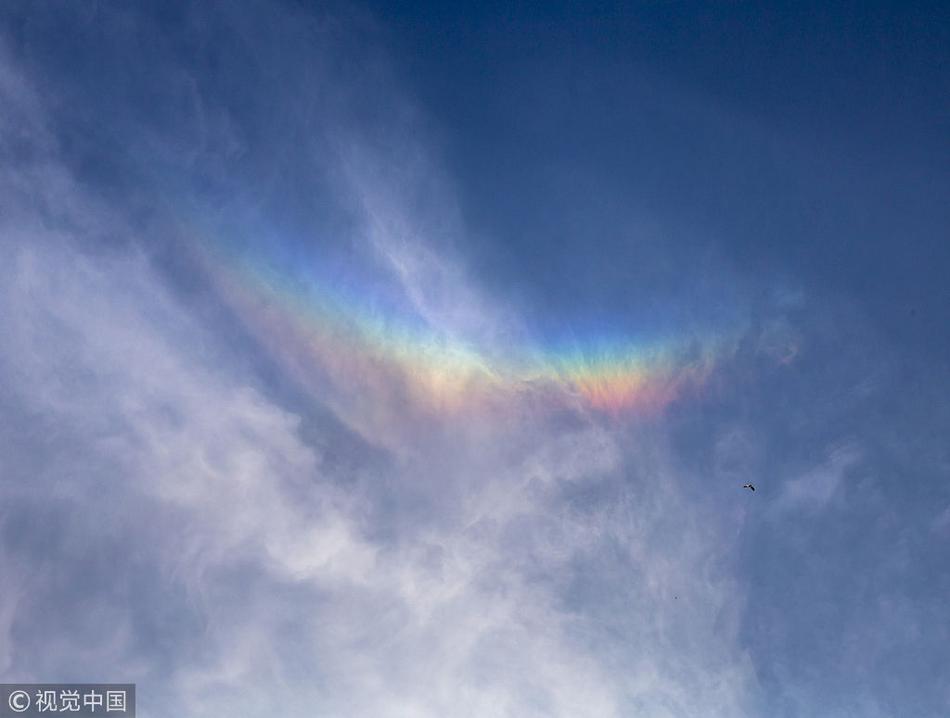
0, 2, 948, 716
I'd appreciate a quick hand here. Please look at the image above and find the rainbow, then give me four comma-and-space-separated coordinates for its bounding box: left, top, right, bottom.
195, 237, 733, 419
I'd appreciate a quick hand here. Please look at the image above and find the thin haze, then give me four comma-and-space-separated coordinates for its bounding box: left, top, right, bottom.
0, 2, 948, 717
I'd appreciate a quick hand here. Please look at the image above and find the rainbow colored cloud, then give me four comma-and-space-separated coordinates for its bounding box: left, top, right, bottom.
197, 238, 732, 420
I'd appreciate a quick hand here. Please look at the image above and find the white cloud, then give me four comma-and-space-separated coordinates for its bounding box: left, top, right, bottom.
0, 28, 758, 718
777, 443, 861, 513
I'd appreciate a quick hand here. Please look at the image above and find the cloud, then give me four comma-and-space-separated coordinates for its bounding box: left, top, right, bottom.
776, 443, 861, 513
0, 237, 757, 715
0, 13, 760, 718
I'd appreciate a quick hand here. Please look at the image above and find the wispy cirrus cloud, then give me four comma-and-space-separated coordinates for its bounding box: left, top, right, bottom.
0, 11, 766, 716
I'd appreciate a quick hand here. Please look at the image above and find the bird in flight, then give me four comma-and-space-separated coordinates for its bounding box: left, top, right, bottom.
742, 483, 756, 491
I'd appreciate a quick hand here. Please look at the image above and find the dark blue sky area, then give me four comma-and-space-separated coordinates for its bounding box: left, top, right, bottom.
361, 0, 949, 349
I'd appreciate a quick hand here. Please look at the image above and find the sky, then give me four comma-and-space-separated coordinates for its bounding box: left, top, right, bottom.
0, 2, 948, 716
